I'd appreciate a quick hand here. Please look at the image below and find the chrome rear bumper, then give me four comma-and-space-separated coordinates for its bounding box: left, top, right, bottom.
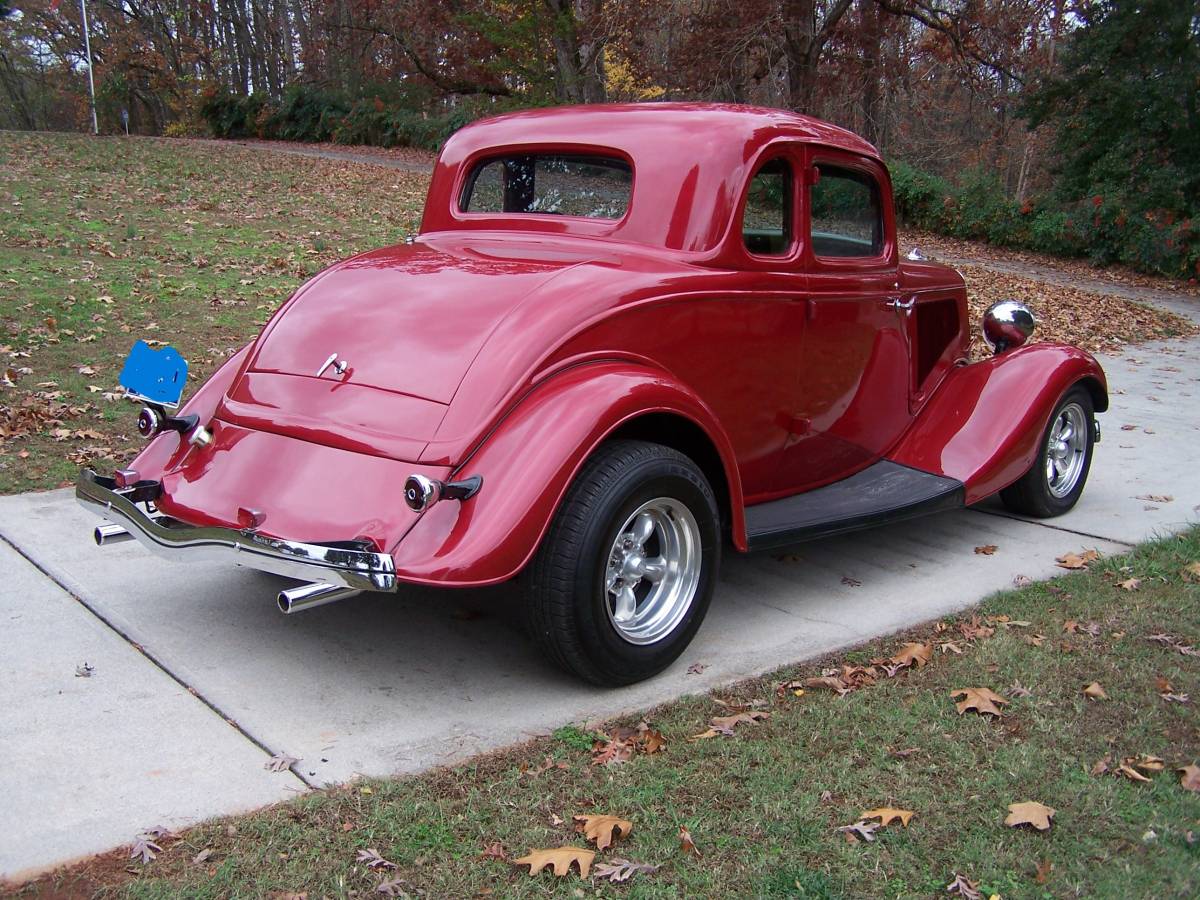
76, 469, 397, 592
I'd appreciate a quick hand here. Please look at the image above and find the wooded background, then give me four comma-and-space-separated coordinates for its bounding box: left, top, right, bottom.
1, 1, 1197, 277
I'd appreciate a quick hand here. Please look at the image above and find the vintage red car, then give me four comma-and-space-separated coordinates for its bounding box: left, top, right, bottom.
79, 103, 1106, 684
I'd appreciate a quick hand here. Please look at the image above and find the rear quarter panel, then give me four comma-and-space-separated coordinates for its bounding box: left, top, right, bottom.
390, 362, 744, 585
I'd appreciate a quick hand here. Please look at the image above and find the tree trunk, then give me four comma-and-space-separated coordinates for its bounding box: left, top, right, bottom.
543, 0, 607, 103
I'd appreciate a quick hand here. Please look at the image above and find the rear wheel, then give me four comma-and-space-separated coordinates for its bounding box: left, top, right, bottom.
525, 440, 720, 685
1000, 386, 1095, 518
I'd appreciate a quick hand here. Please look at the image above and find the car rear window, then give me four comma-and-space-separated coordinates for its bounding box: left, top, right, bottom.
460, 154, 632, 220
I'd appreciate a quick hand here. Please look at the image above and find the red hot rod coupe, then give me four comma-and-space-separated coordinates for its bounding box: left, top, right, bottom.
79, 104, 1106, 684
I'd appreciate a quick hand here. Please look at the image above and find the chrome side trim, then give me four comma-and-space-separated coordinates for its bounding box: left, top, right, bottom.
76, 469, 397, 592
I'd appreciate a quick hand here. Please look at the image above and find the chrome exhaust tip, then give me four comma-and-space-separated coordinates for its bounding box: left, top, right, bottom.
94, 523, 133, 546
277, 582, 359, 615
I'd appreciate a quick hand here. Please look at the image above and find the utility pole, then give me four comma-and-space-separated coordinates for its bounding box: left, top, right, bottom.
80, 0, 98, 134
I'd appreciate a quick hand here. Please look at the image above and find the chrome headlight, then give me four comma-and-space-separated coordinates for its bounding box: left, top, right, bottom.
982, 300, 1036, 354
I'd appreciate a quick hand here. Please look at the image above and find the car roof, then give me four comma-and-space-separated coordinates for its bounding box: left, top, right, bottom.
422, 103, 883, 254
446, 102, 880, 160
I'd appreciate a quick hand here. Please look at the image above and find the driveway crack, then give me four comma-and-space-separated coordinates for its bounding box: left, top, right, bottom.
967, 507, 1135, 548
0, 532, 316, 790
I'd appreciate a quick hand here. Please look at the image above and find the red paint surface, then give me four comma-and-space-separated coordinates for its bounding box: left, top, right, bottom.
889, 343, 1108, 503
121, 104, 1106, 586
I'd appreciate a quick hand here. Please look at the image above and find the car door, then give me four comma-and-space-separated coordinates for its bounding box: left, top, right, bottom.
774, 151, 913, 491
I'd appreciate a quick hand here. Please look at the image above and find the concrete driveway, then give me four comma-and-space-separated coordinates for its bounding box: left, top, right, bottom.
2, 331, 1197, 881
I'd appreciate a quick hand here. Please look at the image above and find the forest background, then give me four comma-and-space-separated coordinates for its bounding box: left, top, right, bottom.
1, 0, 1196, 277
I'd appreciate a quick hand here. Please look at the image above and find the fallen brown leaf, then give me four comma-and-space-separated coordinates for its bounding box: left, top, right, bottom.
129, 835, 161, 864
572, 814, 632, 851
592, 857, 659, 882
640, 728, 667, 754
1056, 548, 1101, 570
959, 616, 995, 641
974, 544, 998, 555
591, 738, 633, 766
480, 841, 507, 860
1127, 754, 1165, 773
891, 642, 932, 668
691, 710, 769, 739
1117, 762, 1152, 783
1178, 764, 1200, 792
265, 753, 298, 772
1005, 801, 1055, 830
679, 825, 701, 857
860, 807, 914, 827
356, 848, 396, 870
1117, 577, 1141, 591
836, 819, 880, 842
1034, 859, 1053, 884
1083, 682, 1108, 700
946, 873, 982, 899
951, 687, 1008, 717
804, 674, 852, 696
512, 847, 594, 878
1091, 754, 1112, 776
523, 755, 568, 777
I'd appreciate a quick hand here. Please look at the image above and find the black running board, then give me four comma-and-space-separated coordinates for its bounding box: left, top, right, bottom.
745, 460, 964, 552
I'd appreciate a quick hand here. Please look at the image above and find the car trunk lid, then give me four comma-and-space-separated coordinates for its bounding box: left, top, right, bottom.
245, 239, 577, 405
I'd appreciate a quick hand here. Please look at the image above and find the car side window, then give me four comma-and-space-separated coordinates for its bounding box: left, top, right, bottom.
810, 165, 883, 258
742, 158, 792, 256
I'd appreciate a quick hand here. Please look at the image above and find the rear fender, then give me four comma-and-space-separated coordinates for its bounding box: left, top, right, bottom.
128, 344, 253, 480
389, 362, 744, 586
888, 343, 1107, 503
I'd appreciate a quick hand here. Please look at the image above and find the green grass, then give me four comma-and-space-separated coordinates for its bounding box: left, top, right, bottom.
1, 132, 1195, 496
19, 530, 1200, 898
0, 133, 428, 493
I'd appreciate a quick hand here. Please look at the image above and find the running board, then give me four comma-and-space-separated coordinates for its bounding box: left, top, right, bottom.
745, 460, 964, 552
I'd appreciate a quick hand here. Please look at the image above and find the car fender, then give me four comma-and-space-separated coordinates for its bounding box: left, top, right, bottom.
888, 342, 1108, 504
128, 343, 253, 480
389, 361, 745, 586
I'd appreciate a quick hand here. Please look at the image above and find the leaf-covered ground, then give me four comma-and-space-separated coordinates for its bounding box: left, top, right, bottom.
902, 228, 1200, 299
0, 132, 1195, 494
0, 132, 427, 494
958, 263, 1195, 358
15, 530, 1200, 898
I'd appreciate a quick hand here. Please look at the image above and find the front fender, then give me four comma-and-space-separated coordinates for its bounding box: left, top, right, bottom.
389, 362, 743, 586
889, 342, 1107, 504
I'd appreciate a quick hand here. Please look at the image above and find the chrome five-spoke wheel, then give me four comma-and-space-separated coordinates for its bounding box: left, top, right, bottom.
526, 440, 720, 685
604, 498, 702, 645
1001, 385, 1096, 518
1045, 402, 1088, 499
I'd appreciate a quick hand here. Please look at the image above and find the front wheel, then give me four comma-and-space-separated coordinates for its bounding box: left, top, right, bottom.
524, 440, 720, 685
1000, 385, 1096, 518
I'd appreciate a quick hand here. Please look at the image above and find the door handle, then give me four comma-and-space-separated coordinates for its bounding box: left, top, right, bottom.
885, 297, 915, 312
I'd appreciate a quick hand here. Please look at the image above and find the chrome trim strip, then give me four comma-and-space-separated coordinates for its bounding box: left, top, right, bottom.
76, 469, 397, 592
